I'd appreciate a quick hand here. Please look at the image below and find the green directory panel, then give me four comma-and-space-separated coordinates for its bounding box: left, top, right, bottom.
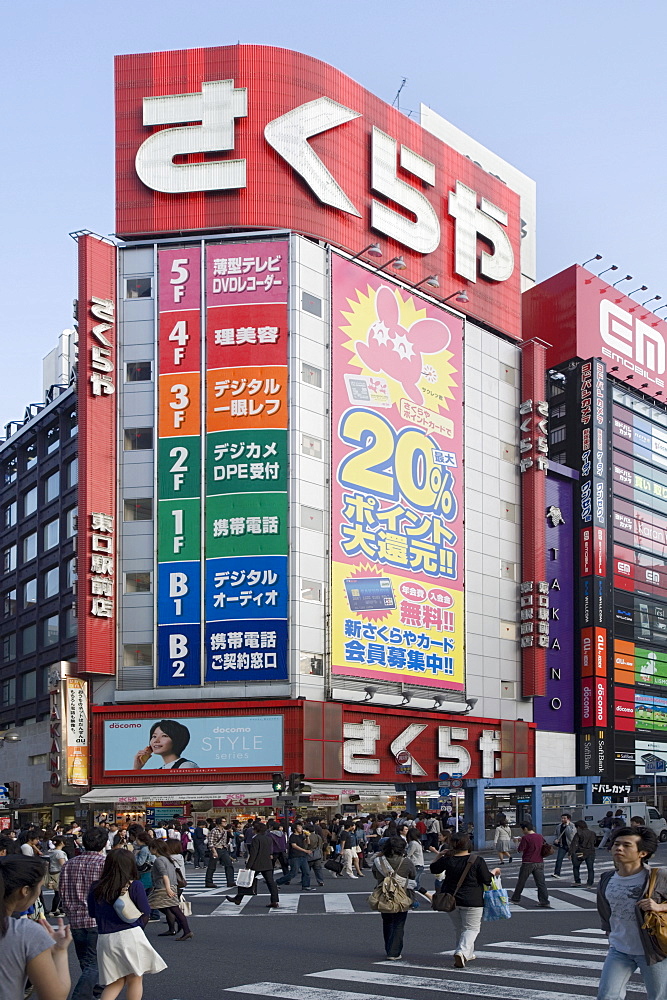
158, 436, 201, 501
158, 497, 201, 562
206, 429, 288, 496
206, 492, 288, 558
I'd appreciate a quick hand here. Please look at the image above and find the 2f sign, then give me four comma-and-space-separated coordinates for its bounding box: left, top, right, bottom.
600, 299, 666, 383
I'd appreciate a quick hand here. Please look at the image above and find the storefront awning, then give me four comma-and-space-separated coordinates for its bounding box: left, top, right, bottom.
80, 783, 276, 804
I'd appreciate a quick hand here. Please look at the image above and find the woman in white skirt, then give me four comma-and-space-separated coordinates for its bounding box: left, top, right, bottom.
87, 849, 166, 1000
493, 819, 513, 865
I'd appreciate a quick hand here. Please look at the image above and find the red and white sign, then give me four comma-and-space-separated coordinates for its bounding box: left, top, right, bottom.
115, 45, 521, 340
77, 235, 117, 674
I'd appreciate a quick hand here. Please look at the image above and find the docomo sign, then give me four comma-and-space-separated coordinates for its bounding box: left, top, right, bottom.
115, 45, 522, 339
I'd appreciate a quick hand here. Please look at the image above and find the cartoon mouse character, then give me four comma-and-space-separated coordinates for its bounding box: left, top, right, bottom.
356, 285, 451, 404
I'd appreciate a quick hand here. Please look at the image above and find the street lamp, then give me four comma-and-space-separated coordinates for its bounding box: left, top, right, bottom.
0, 730, 20, 747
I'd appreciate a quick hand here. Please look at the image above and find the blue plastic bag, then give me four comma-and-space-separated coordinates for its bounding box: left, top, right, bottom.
482, 876, 512, 921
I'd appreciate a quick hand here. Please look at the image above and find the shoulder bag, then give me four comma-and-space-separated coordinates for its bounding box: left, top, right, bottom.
540, 840, 555, 858
641, 868, 667, 956
431, 854, 478, 912
114, 883, 143, 924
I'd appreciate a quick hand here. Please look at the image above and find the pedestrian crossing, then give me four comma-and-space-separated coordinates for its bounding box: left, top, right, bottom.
223, 927, 645, 1000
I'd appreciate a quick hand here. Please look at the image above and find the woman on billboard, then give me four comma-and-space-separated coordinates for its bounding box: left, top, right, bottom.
132, 721, 199, 770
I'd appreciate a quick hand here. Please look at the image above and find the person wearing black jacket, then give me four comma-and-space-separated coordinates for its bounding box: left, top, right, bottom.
226, 822, 280, 909
430, 832, 499, 968
570, 820, 597, 887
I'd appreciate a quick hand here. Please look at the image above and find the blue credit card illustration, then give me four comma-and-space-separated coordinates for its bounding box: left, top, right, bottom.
344, 577, 396, 612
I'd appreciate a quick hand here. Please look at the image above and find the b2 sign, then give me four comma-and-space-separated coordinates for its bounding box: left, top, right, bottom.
103, 715, 283, 774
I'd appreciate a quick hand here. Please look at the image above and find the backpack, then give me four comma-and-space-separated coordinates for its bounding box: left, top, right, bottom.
368, 857, 412, 914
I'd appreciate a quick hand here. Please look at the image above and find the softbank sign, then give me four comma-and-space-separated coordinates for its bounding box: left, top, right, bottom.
600, 299, 666, 387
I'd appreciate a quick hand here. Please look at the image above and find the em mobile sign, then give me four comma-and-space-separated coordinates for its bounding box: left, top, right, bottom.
331, 256, 464, 691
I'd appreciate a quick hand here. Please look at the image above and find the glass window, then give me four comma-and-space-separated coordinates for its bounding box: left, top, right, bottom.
43, 615, 59, 646
301, 580, 323, 603
45, 425, 59, 454
66, 507, 78, 538
123, 643, 153, 667
124, 572, 151, 594
43, 567, 59, 599
64, 607, 77, 638
301, 291, 322, 317
21, 671, 36, 700
125, 277, 152, 299
550, 426, 567, 445
301, 363, 322, 388
66, 557, 76, 589
21, 625, 36, 655
123, 498, 153, 521
23, 488, 37, 517
43, 518, 59, 551
3, 589, 16, 617
301, 506, 323, 531
22, 533, 37, 563
3, 545, 16, 573
3, 502, 16, 528
3, 457, 17, 484
124, 428, 153, 451
1, 677, 15, 707
126, 361, 152, 382
44, 472, 59, 503
69, 407, 77, 437
67, 458, 78, 487
2, 633, 15, 663
300, 652, 324, 675
24, 443, 37, 471
23, 579, 36, 607
301, 434, 322, 459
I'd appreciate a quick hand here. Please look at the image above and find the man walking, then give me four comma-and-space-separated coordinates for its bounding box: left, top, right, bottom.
510, 821, 551, 908
192, 820, 207, 869
552, 812, 576, 879
59, 826, 108, 1000
276, 820, 313, 890
597, 825, 667, 999
339, 821, 358, 879
599, 811, 615, 850
226, 822, 280, 909
205, 817, 236, 888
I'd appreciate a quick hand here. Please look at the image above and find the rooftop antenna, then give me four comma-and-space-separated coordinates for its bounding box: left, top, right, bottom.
392, 77, 408, 111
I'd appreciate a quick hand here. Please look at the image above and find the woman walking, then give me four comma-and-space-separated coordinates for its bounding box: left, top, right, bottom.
148, 840, 193, 940
570, 820, 597, 887
47, 836, 68, 916
494, 819, 513, 865
0, 855, 72, 1000
371, 836, 416, 961
430, 832, 499, 968
405, 829, 425, 895
88, 848, 166, 1000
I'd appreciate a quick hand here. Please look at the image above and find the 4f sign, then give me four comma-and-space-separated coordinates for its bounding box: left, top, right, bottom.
134, 82, 513, 284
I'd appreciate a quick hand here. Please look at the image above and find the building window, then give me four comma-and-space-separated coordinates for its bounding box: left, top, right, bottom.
123, 643, 152, 667
551, 451, 567, 466
23, 579, 36, 607
67, 458, 78, 488
44, 472, 60, 503
4, 457, 17, 484
1, 678, 15, 707
301, 291, 322, 317
43, 518, 59, 551
124, 572, 151, 594
23, 488, 37, 518
21, 671, 36, 701
301, 434, 322, 459
2, 633, 16, 663
301, 363, 322, 388
123, 498, 153, 521
45, 425, 60, 454
66, 558, 76, 589
301, 580, 323, 603
126, 361, 152, 382
69, 407, 77, 437
301, 506, 324, 531
64, 607, 77, 638
3, 545, 16, 573
43, 567, 59, 599
24, 443, 37, 471
29, 753, 47, 766
549, 426, 567, 445
22, 533, 37, 563
300, 652, 324, 676
125, 277, 152, 299
66, 507, 77, 538
21, 625, 36, 655
43, 615, 59, 646
2, 589, 16, 617
551, 403, 567, 421
3, 502, 16, 528
124, 428, 153, 451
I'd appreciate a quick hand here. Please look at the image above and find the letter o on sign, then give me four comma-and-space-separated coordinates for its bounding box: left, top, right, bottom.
550, 697, 562, 711
50, 772, 61, 788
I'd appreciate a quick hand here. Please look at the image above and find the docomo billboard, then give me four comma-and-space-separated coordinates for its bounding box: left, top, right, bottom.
76, 235, 117, 674
115, 45, 522, 340
330, 255, 464, 692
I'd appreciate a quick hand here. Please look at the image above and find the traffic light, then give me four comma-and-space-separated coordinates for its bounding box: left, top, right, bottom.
271, 772, 285, 794
288, 773, 312, 796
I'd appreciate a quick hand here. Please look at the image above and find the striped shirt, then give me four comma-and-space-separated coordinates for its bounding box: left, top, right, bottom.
59, 852, 106, 929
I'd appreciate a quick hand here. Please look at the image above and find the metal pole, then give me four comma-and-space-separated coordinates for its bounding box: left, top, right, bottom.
455, 792, 459, 832
656, 771, 658, 809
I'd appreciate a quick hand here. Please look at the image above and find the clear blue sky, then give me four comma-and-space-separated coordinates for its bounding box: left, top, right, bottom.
2, 0, 666, 429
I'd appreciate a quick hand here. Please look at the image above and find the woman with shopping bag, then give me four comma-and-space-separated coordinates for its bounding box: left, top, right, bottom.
429, 832, 500, 968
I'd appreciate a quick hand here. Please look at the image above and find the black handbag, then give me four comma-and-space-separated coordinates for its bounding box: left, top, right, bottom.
431, 854, 477, 912
324, 856, 344, 874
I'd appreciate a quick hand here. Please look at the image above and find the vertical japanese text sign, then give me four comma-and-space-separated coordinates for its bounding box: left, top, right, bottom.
77, 234, 117, 674
330, 256, 465, 691
204, 241, 289, 681
157, 249, 202, 685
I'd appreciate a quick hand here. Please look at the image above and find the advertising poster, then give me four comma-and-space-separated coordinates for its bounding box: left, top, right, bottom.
204, 241, 289, 682
157, 248, 202, 686
330, 255, 464, 691
65, 678, 89, 786
103, 714, 283, 774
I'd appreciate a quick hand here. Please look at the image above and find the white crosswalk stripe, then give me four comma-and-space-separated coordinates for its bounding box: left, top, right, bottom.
377, 960, 645, 993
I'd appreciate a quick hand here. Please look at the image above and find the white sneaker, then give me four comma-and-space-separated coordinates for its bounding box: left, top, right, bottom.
550, 874, 562, 879
348, 874, 359, 879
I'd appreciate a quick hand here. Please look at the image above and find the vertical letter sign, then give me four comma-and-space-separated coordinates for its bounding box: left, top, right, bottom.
330, 255, 464, 691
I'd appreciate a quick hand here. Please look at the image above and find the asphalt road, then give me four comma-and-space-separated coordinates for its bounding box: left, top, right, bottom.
59, 844, 662, 1000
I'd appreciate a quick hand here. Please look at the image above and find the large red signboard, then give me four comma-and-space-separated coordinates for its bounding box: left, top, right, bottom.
77, 235, 117, 674
115, 45, 521, 340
